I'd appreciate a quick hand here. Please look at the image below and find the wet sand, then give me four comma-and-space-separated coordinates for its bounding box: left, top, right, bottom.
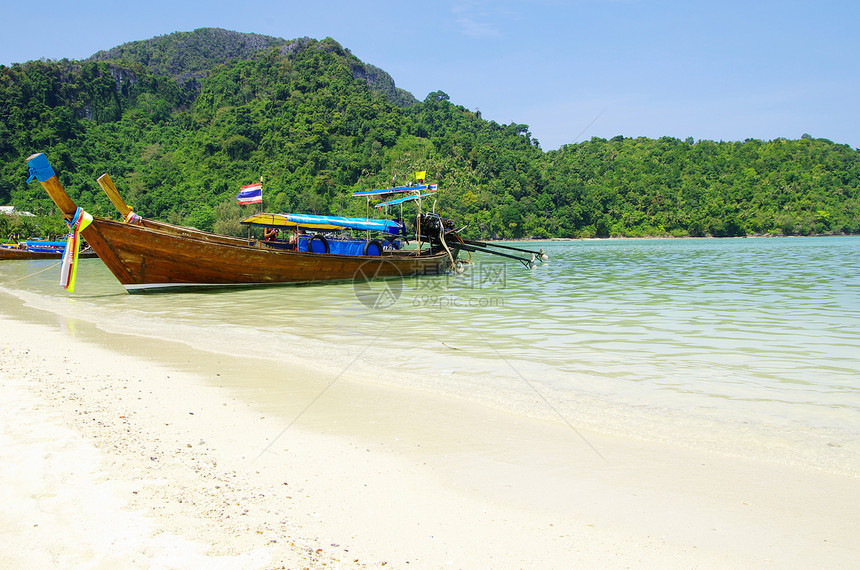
1, 304, 859, 568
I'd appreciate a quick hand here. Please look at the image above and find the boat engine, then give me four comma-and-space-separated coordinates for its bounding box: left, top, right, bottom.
419, 212, 456, 241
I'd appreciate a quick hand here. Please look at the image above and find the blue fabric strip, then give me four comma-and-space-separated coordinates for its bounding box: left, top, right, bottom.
26, 153, 56, 183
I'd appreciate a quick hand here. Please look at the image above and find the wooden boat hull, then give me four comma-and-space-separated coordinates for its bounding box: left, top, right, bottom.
82, 217, 452, 293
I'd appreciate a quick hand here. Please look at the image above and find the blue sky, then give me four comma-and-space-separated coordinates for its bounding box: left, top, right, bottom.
3, 0, 858, 150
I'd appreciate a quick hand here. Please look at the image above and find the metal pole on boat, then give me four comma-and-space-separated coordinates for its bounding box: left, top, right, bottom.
416, 193, 422, 255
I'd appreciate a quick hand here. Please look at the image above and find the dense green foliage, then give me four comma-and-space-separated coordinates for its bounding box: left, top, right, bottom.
89, 28, 289, 80
543, 135, 860, 237
1, 29, 858, 239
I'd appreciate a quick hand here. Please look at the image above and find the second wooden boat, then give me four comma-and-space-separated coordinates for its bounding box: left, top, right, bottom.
0, 241, 98, 260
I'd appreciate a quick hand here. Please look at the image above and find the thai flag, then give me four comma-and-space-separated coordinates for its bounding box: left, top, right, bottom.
237, 183, 263, 205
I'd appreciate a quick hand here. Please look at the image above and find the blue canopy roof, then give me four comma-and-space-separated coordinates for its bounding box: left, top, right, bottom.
374, 193, 435, 209
352, 183, 437, 197
240, 212, 401, 232
23, 239, 67, 248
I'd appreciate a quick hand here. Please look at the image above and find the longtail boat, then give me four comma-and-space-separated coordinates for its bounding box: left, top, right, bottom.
26, 153, 460, 293
0, 239, 98, 260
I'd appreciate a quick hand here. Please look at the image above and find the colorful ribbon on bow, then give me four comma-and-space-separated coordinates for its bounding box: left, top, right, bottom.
59, 207, 93, 292
124, 210, 143, 225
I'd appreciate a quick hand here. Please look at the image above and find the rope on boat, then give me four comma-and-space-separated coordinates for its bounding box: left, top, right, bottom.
437, 224, 458, 271
0, 261, 62, 286
124, 211, 143, 225
453, 233, 473, 266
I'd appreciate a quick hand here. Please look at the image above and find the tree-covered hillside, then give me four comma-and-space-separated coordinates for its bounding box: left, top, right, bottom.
88, 28, 289, 80
1, 28, 858, 239
87, 29, 416, 109
542, 135, 860, 238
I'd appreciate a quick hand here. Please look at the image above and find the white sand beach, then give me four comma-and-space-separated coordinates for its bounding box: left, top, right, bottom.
1, 310, 859, 569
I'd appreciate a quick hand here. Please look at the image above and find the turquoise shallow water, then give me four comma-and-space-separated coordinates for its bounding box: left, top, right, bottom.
2, 236, 859, 472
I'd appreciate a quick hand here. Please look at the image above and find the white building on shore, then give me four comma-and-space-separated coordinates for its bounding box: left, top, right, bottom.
0, 206, 35, 217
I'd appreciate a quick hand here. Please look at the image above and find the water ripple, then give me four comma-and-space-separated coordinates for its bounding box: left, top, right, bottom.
2, 236, 859, 470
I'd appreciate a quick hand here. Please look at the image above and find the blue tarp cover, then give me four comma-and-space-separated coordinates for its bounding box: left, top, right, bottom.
298, 236, 387, 255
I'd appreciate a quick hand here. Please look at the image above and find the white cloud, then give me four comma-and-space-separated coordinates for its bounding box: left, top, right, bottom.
452, 4, 503, 38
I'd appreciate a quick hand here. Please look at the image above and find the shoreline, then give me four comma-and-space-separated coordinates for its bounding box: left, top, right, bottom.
2, 300, 860, 567
7, 277, 858, 480
492, 233, 859, 242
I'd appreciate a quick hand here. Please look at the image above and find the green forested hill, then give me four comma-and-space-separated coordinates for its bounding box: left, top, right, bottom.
542, 135, 860, 237
1, 28, 858, 239
87, 28, 289, 79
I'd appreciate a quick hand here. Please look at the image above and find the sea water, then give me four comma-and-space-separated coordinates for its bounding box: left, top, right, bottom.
2, 236, 858, 474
